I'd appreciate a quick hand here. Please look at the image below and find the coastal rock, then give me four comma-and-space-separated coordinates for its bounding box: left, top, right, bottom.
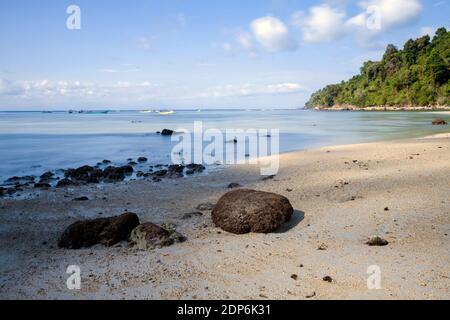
366, 236, 389, 246
34, 182, 51, 189
212, 189, 293, 234
103, 165, 133, 182
73, 196, 89, 201
39, 171, 54, 182
138, 157, 148, 163
5, 176, 35, 185
168, 165, 185, 178
227, 183, 242, 189
130, 222, 186, 250
56, 178, 76, 188
432, 118, 448, 125
161, 129, 175, 136
65, 166, 103, 184
0, 187, 4, 197
153, 169, 168, 177
58, 212, 140, 249
186, 164, 205, 174
196, 202, 215, 211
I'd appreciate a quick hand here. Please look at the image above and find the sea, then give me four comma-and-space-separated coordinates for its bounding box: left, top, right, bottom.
0, 109, 449, 183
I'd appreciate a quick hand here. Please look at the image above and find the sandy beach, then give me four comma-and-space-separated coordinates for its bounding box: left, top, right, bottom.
0, 133, 449, 300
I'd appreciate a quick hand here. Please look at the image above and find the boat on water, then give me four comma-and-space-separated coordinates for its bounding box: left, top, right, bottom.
140, 110, 154, 114
157, 110, 175, 115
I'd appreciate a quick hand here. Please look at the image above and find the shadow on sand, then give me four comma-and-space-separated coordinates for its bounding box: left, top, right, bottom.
275, 210, 305, 233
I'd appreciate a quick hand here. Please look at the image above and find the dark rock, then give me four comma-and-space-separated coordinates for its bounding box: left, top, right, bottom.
168, 165, 185, 178
323, 276, 333, 283
130, 222, 186, 250
432, 118, 448, 125
366, 236, 389, 246
182, 211, 203, 219
136, 171, 145, 177
58, 212, 140, 249
137, 157, 148, 163
161, 129, 175, 136
196, 202, 215, 211
212, 189, 293, 234
103, 165, 133, 182
185, 169, 195, 175
129, 161, 138, 166
186, 164, 205, 173
73, 196, 89, 201
153, 170, 168, 177
0, 187, 4, 197
102, 160, 112, 164
34, 182, 51, 189
5, 176, 35, 185
40, 171, 54, 181
261, 175, 276, 181
291, 274, 298, 281
227, 183, 242, 189
56, 179, 76, 188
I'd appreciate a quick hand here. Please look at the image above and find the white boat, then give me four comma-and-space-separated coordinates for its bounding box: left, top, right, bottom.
139, 110, 154, 114
157, 110, 175, 115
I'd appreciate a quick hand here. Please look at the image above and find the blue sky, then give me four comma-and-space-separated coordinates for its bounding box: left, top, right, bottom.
0, 0, 448, 110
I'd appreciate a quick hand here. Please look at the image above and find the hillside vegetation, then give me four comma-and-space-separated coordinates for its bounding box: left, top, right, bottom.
306, 27, 450, 108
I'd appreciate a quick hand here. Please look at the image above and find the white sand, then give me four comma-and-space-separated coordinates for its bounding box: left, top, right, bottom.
0, 134, 449, 300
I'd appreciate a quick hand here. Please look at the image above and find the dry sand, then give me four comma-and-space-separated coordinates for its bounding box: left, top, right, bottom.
0, 134, 449, 300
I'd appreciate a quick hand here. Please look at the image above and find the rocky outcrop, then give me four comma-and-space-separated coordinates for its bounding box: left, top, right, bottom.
212, 189, 294, 234
130, 222, 185, 250
432, 118, 448, 125
58, 213, 140, 249
185, 164, 206, 175
161, 129, 175, 136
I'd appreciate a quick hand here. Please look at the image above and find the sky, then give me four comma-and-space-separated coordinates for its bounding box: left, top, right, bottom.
0, 0, 448, 110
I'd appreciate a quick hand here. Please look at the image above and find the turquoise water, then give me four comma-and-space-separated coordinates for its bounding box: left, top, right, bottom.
0, 109, 449, 182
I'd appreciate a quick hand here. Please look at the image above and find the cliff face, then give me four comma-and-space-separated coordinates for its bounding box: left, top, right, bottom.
306, 28, 450, 109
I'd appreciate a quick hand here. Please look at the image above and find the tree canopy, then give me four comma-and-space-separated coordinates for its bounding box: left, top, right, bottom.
306, 28, 450, 108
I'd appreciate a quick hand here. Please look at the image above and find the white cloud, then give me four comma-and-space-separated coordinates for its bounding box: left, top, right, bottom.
291, 0, 423, 44
292, 5, 346, 43
199, 82, 305, 98
250, 16, 297, 52
0, 79, 157, 99
348, 0, 422, 33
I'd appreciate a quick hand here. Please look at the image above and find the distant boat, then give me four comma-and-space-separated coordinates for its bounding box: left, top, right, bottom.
140, 110, 154, 114
157, 110, 175, 115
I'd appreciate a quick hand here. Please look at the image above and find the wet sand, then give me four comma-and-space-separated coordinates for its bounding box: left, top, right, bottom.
0, 134, 449, 300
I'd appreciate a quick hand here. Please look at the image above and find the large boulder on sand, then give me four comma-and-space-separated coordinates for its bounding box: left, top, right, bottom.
212, 189, 294, 234
130, 223, 186, 250
58, 213, 140, 249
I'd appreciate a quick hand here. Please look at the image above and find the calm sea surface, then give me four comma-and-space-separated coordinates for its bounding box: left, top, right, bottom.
0, 109, 449, 182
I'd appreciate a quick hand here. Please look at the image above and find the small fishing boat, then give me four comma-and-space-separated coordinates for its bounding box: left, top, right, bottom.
157, 110, 175, 115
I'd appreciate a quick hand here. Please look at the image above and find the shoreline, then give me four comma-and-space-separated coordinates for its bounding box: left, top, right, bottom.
1, 133, 449, 299
309, 105, 450, 112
